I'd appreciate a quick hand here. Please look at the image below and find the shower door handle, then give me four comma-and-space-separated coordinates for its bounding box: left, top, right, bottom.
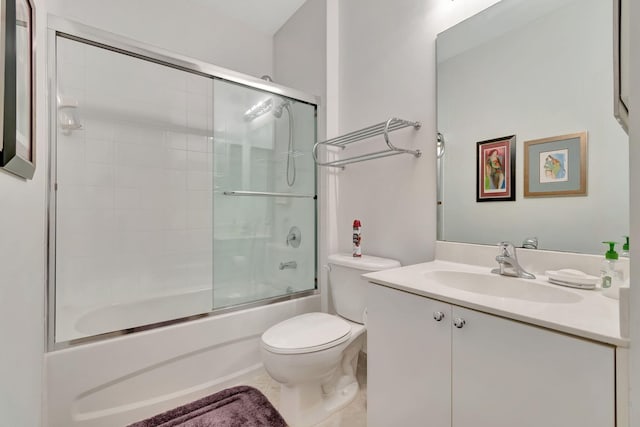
223, 191, 316, 199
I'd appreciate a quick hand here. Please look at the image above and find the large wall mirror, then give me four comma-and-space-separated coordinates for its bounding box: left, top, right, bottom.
436, 0, 629, 255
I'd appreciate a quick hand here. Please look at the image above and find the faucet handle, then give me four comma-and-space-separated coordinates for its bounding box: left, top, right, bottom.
522, 237, 538, 249
497, 241, 515, 255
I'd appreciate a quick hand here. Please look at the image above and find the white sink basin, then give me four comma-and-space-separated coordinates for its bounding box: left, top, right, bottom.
424, 270, 583, 303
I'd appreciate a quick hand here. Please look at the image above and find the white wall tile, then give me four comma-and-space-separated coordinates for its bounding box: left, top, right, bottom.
166, 170, 188, 190
187, 112, 210, 131
114, 165, 140, 188
57, 37, 86, 67
188, 209, 212, 230
188, 190, 212, 211
86, 138, 114, 164
165, 230, 191, 253
187, 150, 209, 171
187, 134, 208, 152
115, 188, 141, 210
187, 171, 213, 191
83, 117, 115, 141
166, 132, 188, 150
165, 208, 188, 230
166, 148, 187, 170
85, 163, 114, 187
58, 61, 86, 91
187, 230, 212, 252
187, 92, 209, 115
187, 73, 212, 94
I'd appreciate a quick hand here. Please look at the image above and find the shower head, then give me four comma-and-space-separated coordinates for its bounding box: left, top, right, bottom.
244, 97, 273, 121
272, 100, 290, 118
243, 97, 290, 121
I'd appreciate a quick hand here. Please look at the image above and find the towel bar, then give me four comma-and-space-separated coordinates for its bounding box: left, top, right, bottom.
313, 117, 421, 169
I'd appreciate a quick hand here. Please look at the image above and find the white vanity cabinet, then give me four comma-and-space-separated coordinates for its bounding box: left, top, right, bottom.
367, 283, 616, 427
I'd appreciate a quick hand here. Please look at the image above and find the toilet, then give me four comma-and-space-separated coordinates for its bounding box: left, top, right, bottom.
260, 253, 401, 427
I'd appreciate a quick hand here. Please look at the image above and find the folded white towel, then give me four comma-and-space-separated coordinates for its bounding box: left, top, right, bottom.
545, 269, 599, 289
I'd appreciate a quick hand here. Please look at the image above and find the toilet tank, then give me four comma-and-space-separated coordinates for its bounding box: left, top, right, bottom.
328, 254, 401, 323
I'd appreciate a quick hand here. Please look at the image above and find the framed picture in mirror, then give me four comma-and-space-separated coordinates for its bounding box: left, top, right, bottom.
0, 0, 36, 179
476, 135, 515, 202
524, 132, 587, 198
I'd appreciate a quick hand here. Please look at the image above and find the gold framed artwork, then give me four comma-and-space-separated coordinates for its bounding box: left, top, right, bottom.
524, 132, 587, 198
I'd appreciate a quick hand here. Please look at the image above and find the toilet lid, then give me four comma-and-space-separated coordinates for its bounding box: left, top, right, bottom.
261, 313, 352, 355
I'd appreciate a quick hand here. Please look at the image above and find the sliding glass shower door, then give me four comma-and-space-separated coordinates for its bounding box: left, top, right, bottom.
212, 80, 316, 309
53, 34, 316, 345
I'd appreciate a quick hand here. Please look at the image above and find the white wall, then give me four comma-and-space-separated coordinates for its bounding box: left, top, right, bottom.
332, 0, 500, 267
628, 0, 639, 423
47, 0, 274, 78
0, 0, 48, 425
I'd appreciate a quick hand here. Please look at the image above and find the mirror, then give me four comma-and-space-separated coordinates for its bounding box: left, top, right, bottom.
436, 0, 629, 255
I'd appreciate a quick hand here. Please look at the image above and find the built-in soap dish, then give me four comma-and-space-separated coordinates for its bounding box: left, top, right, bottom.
545, 269, 599, 290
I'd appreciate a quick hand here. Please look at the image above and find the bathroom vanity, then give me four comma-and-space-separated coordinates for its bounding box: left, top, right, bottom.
364, 254, 627, 427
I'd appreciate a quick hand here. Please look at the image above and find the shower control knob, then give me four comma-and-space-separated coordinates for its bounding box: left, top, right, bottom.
433, 311, 445, 322
453, 318, 466, 329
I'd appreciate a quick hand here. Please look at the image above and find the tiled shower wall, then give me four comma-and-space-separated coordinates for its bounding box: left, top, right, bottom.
55, 37, 214, 315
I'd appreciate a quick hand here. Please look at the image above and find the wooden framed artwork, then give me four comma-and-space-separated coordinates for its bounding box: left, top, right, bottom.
476, 135, 515, 202
0, 0, 36, 179
524, 132, 587, 198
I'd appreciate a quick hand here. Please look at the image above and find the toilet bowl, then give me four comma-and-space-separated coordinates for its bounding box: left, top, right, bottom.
260, 254, 401, 427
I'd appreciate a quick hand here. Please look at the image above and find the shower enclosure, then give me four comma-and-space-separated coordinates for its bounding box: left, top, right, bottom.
49, 22, 318, 346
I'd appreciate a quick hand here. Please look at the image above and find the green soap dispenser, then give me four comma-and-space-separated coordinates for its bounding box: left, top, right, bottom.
600, 242, 623, 289
621, 236, 630, 258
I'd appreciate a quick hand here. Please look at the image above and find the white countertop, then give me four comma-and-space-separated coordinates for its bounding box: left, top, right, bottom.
363, 260, 628, 347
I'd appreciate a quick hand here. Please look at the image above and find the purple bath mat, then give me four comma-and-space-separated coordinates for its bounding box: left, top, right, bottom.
127, 385, 287, 427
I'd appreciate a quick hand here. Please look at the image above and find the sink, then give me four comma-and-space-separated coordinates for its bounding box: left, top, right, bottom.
424, 270, 583, 303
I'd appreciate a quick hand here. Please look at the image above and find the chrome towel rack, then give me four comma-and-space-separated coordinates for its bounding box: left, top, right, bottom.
313, 117, 421, 168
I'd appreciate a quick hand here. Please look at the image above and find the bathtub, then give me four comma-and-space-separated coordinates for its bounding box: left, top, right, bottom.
56, 283, 294, 342
45, 293, 320, 427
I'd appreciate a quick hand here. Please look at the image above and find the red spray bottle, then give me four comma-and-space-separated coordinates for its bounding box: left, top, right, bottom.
352, 219, 362, 257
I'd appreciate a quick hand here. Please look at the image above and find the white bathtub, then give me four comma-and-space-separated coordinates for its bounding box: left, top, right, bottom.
45, 294, 320, 427
56, 283, 289, 342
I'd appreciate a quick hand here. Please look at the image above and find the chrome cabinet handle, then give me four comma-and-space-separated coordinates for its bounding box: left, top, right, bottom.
433, 311, 445, 322
453, 318, 466, 328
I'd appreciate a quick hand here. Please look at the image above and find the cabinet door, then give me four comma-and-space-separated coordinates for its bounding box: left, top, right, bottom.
451, 306, 615, 427
367, 284, 451, 427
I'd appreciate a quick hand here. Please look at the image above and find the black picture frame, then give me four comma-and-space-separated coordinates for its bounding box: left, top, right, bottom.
1, 0, 36, 179
476, 135, 516, 202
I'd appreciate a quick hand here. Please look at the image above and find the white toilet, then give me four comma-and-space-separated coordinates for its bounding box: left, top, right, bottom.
260, 253, 401, 427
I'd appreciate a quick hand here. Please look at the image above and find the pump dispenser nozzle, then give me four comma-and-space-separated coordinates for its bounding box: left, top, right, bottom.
622, 236, 630, 257
602, 241, 619, 260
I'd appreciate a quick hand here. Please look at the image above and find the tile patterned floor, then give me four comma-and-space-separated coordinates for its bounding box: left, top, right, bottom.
248, 352, 367, 427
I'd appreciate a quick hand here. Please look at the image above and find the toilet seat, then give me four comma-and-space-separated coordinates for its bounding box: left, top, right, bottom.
262, 313, 352, 355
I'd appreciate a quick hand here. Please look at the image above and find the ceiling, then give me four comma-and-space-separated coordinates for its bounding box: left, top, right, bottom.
194, 0, 308, 35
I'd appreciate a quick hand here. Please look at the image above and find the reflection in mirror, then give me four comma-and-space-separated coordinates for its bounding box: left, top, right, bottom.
436, 0, 629, 255
16, 0, 31, 159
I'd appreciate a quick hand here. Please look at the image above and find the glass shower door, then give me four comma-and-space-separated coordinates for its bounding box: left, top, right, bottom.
54, 36, 215, 342
53, 34, 317, 345
212, 80, 316, 309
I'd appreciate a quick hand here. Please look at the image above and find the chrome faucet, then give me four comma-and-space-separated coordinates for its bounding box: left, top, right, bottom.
491, 241, 536, 279
279, 261, 297, 270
